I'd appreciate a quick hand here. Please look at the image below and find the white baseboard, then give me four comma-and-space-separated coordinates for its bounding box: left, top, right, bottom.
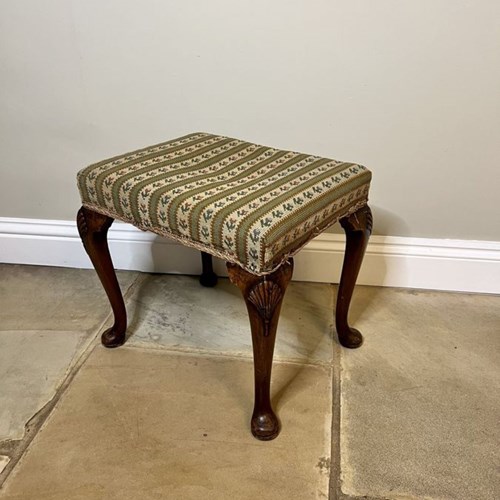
1, 217, 499, 294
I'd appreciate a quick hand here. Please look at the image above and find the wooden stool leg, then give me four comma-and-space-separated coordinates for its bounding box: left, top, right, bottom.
77, 206, 127, 348
199, 251, 218, 287
336, 205, 372, 348
227, 259, 293, 440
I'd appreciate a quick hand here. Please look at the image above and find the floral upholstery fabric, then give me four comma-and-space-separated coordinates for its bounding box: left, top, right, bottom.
77, 133, 371, 275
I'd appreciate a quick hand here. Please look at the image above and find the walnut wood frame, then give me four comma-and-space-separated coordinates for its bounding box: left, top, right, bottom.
77, 203, 371, 440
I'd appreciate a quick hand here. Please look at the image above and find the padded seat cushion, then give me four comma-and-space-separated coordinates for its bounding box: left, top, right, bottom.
77, 133, 371, 274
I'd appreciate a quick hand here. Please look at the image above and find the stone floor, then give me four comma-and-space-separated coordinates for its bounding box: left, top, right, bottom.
0, 264, 499, 499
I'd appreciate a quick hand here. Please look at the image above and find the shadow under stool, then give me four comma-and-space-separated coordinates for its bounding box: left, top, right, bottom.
76, 132, 372, 440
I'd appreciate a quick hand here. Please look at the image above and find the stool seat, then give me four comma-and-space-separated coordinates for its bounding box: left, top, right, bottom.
78, 132, 371, 274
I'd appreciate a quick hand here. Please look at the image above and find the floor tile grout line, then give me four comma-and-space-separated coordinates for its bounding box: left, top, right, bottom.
0, 340, 100, 488
119, 343, 335, 368
0, 270, 335, 490
327, 280, 396, 500
329, 287, 343, 500
122, 272, 336, 367
0, 271, 142, 489
329, 330, 391, 500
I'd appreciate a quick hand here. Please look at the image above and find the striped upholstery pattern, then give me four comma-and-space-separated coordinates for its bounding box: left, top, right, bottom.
77, 133, 371, 275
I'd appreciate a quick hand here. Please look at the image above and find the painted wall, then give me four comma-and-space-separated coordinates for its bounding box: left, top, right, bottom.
1, 0, 499, 240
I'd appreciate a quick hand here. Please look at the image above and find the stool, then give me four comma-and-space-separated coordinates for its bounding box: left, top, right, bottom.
76, 132, 372, 440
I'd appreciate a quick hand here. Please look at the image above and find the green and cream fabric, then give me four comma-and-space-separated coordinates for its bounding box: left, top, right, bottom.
77, 133, 371, 275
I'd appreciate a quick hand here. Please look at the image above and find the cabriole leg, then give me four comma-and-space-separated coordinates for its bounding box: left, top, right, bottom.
227, 259, 293, 440
336, 205, 373, 348
77, 206, 127, 348
199, 251, 218, 287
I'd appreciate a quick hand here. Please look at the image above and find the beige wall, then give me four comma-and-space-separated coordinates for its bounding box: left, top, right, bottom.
1, 0, 499, 240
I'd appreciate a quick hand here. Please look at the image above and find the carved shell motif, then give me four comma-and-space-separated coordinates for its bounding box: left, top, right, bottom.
340, 205, 372, 233
248, 281, 282, 336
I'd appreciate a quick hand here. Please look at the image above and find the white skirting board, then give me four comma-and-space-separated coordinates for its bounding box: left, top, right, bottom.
0, 217, 499, 294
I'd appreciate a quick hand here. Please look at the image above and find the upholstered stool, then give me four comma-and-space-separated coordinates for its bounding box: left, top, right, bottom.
77, 132, 372, 440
